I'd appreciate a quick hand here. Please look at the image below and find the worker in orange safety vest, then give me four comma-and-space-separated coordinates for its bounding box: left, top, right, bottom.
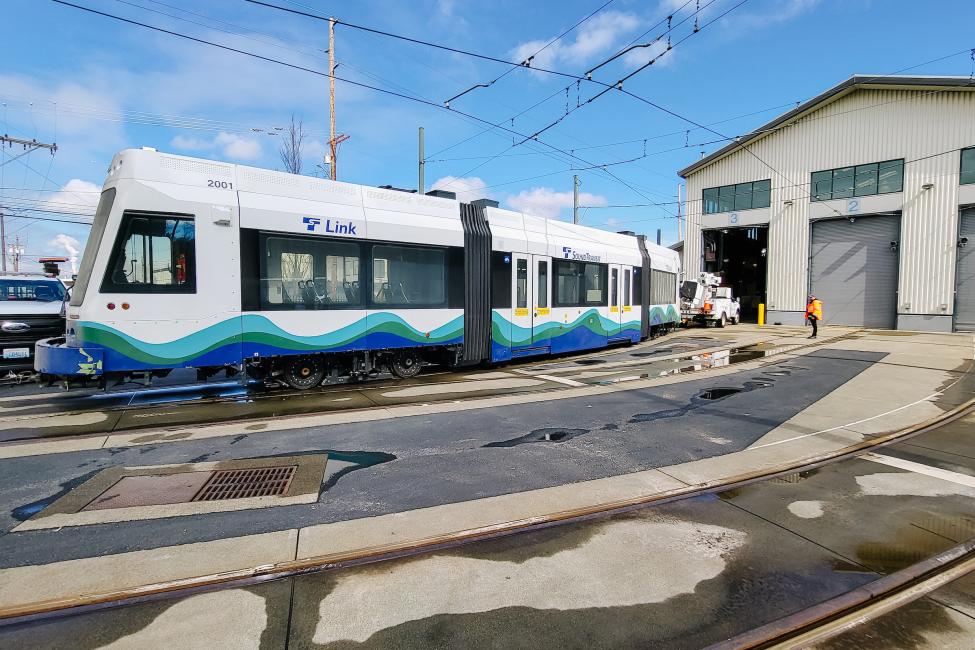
805, 294, 823, 339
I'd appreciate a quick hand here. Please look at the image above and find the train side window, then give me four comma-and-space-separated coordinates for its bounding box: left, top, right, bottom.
516, 259, 528, 309
623, 269, 631, 307
491, 252, 511, 309
537, 260, 548, 309
632, 267, 642, 305
650, 269, 677, 305
260, 235, 361, 310
372, 245, 446, 307
554, 260, 582, 307
583, 263, 606, 306
101, 212, 196, 294
610, 268, 618, 307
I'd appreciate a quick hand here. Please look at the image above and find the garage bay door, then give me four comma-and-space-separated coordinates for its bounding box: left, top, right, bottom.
809, 214, 900, 328
955, 209, 975, 331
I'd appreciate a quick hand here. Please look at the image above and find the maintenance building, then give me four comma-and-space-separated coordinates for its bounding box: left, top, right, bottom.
678, 75, 975, 332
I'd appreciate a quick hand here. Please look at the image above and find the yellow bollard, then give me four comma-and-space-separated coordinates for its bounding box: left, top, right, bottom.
758, 303, 765, 327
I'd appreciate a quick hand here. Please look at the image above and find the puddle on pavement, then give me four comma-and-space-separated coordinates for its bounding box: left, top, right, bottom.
11, 469, 103, 521
483, 427, 590, 448
814, 595, 964, 650
629, 349, 674, 357
699, 388, 743, 400
320, 450, 397, 491
855, 520, 961, 574
629, 380, 774, 424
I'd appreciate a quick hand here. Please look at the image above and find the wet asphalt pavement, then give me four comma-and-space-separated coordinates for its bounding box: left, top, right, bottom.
0, 335, 725, 442
0, 348, 885, 567
3, 419, 973, 649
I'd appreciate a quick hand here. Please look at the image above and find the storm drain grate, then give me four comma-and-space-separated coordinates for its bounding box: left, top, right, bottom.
192, 466, 297, 501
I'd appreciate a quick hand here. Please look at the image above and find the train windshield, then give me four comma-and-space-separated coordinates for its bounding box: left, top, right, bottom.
70, 187, 115, 306
100, 212, 196, 293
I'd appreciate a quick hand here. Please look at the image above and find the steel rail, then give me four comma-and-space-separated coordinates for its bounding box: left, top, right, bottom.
0, 331, 805, 444
707, 539, 975, 649
1, 392, 972, 627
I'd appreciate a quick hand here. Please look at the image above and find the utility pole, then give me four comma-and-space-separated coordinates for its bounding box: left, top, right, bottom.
1, 136, 56, 273
573, 175, 580, 224
0, 212, 6, 274
325, 20, 349, 180
328, 18, 337, 180
418, 127, 425, 194
9, 236, 24, 273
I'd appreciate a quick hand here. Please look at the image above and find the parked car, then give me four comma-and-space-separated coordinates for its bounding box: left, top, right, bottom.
0, 275, 68, 374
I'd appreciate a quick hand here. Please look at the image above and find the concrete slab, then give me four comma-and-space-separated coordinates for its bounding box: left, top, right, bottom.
659, 427, 872, 487
295, 468, 689, 560
0, 529, 298, 612
0, 578, 292, 650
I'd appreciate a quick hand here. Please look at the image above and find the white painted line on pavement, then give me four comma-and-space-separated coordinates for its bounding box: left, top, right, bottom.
535, 374, 586, 387
861, 452, 975, 489
602, 376, 642, 384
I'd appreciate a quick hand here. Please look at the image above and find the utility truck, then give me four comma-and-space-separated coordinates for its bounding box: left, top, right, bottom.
680, 272, 740, 328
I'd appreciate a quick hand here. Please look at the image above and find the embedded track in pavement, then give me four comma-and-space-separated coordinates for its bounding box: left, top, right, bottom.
3, 394, 972, 643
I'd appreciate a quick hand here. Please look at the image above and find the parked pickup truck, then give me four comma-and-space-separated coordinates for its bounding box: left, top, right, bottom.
0, 274, 68, 376
680, 272, 740, 328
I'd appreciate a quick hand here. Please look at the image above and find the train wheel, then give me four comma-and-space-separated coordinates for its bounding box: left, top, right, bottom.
389, 351, 422, 379
282, 355, 325, 390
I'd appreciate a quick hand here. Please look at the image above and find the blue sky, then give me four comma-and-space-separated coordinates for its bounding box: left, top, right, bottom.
3, 0, 975, 273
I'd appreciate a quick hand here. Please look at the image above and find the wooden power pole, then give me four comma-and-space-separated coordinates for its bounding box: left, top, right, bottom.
328, 18, 336, 180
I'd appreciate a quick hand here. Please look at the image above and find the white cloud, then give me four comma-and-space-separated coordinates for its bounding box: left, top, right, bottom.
732, 0, 820, 29
49, 234, 82, 274
507, 187, 608, 220
509, 11, 640, 73
169, 131, 263, 161
215, 132, 262, 160
170, 135, 212, 151
430, 175, 491, 203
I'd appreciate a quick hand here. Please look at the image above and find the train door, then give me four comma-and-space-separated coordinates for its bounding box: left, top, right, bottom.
608, 263, 624, 339
510, 253, 551, 357
621, 267, 637, 341
533, 256, 552, 352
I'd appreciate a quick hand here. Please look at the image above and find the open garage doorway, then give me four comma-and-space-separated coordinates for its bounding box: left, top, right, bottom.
702, 227, 768, 322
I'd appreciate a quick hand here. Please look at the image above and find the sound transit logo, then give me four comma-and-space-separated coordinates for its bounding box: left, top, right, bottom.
562, 246, 601, 262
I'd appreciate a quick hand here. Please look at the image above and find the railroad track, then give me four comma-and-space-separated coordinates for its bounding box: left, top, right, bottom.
3, 394, 973, 646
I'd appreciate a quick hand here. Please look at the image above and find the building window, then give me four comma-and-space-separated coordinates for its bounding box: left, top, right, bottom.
101, 212, 196, 294
811, 159, 903, 202
961, 147, 975, 185
702, 180, 771, 214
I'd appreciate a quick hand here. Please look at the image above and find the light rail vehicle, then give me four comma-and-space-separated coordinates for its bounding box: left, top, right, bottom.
36, 149, 680, 389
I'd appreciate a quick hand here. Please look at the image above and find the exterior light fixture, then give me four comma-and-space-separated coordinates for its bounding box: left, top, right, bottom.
921, 183, 934, 190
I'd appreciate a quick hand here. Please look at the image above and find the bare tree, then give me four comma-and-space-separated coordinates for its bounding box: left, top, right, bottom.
279, 114, 306, 174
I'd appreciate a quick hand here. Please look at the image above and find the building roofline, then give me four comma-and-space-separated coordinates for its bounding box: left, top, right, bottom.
677, 75, 975, 178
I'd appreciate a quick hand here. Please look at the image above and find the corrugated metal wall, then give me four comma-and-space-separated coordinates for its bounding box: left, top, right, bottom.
683, 87, 975, 319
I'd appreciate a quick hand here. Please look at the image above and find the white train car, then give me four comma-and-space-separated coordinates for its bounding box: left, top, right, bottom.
37, 149, 680, 388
